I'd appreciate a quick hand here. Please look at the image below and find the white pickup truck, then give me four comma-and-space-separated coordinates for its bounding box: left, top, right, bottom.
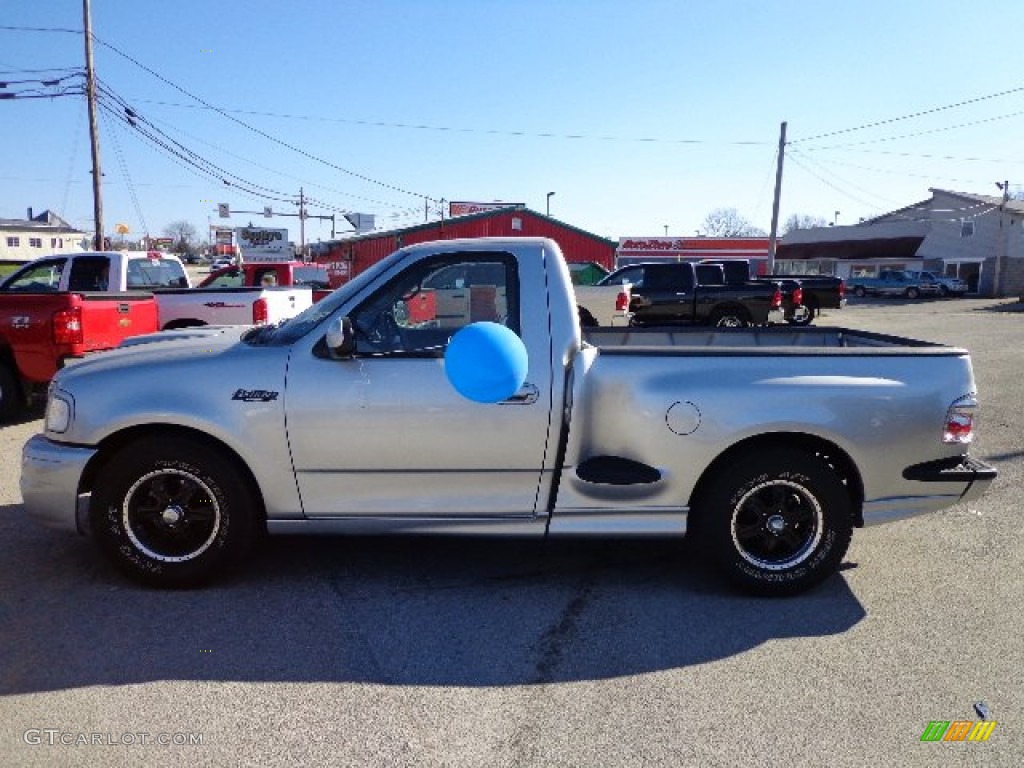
21, 237, 996, 596
1, 251, 312, 329
573, 274, 632, 327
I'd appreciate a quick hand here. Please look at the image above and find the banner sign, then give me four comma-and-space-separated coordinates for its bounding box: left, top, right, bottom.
235, 227, 290, 262
449, 201, 522, 217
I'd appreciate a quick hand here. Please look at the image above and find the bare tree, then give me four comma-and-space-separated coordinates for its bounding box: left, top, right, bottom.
783, 213, 828, 234
701, 208, 766, 237
163, 220, 198, 254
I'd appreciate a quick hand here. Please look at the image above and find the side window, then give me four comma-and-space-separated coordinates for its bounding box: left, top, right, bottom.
204, 268, 243, 288
68, 256, 110, 291
3, 259, 67, 291
349, 253, 519, 356
646, 264, 692, 292
125, 261, 145, 288
605, 266, 643, 288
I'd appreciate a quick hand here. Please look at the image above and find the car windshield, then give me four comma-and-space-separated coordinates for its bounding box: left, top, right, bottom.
246, 249, 409, 345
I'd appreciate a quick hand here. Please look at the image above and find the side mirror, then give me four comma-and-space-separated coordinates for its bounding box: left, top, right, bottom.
325, 316, 356, 358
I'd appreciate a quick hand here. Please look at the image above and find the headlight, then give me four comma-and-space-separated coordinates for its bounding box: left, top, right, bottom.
45, 390, 74, 434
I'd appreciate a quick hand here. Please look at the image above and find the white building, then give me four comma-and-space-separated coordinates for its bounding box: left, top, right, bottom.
0, 209, 90, 262
778, 189, 1024, 296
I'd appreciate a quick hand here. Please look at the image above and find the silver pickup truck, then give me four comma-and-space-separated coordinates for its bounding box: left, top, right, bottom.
21, 237, 996, 596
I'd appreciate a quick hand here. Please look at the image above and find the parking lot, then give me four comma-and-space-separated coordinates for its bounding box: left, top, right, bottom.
1, 297, 1021, 767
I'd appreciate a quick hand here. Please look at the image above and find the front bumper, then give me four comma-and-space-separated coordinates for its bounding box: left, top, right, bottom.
21, 434, 96, 534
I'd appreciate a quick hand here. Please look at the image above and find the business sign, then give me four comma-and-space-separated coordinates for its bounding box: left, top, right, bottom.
235, 227, 290, 262
213, 228, 233, 245
449, 201, 522, 217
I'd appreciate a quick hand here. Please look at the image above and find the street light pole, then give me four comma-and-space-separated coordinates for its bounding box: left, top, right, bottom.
546, 191, 555, 216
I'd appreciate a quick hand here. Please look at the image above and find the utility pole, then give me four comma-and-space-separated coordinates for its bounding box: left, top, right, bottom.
297, 187, 306, 256
83, 0, 104, 250
993, 180, 1009, 296
767, 121, 787, 275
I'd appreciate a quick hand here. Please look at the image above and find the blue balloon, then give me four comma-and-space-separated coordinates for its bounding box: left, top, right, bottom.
444, 322, 529, 403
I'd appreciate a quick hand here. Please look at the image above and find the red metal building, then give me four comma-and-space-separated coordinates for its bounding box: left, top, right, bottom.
315, 206, 616, 286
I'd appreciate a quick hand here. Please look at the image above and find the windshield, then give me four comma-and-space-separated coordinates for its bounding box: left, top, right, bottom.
250, 248, 409, 345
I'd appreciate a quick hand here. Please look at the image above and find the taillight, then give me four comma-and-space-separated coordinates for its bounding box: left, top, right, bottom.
252, 298, 268, 325
792, 286, 804, 306
771, 287, 782, 309
838, 280, 846, 299
53, 307, 83, 345
615, 290, 630, 312
944, 394, 977, 444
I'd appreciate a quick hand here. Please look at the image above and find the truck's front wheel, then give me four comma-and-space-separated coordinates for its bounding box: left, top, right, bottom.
696, 448, 853, 596
90, 438, 260, 588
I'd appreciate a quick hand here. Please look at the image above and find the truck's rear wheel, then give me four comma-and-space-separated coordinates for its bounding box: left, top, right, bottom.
852, 286, 867, 298
696, 448, 853, 596
904, 287, 920, 299
788, 305, 815, 326
0, 364, 26, 423
577, 305, 599, 328
710, 308, 749, 328
89, 438, 260, 588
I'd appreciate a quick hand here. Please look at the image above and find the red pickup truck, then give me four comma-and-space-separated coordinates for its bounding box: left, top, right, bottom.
0, 290, 158, 421
199, 261, 334, 302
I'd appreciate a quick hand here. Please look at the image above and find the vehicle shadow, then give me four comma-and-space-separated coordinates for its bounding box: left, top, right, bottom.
0, 506, 865, 695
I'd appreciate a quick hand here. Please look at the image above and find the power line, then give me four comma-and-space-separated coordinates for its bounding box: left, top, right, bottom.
796, 109, 1024, 151
101, 96, 774, 147
791, 84, 1024, 143
786, 151, 888, 212
801, 146, 1024, 165
789, 148, 902, 208
101, 107, 149, 235
95, 79, 299, 203
92, 34, 439, 202
140, 112, 404, 212
0, 25, 81, 34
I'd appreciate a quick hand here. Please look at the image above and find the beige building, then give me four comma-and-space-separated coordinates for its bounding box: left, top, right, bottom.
778, 189, 1024, 297
0, 209, 90, 262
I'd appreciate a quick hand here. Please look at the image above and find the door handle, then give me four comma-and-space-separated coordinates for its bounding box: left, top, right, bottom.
502, 382, 539, 405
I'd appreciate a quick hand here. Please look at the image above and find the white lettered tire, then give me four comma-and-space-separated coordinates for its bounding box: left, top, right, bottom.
90, 437, 260, 588
697, 448, 853, 596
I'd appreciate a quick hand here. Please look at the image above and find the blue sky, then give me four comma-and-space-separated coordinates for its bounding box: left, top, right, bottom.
2, 0, 1023, 246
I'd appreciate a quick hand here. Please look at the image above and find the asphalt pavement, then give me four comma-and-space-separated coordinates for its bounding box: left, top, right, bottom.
1, 296, 1021, 767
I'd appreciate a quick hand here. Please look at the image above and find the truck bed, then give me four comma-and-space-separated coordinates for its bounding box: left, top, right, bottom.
582, 325, 961, 353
